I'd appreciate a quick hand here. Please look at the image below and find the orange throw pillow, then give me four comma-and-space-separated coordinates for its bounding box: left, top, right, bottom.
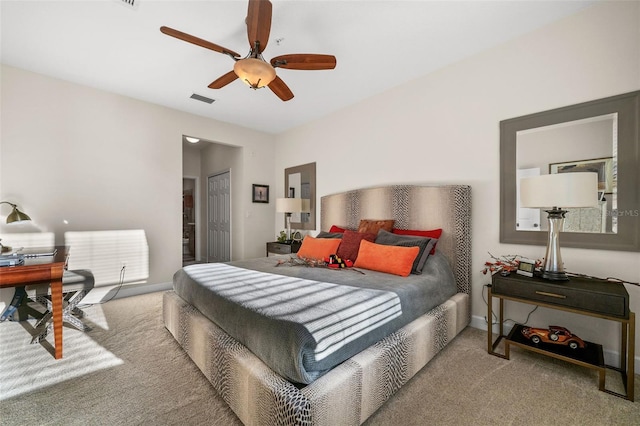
354, 239, 419, 277
297, 236, 341, 261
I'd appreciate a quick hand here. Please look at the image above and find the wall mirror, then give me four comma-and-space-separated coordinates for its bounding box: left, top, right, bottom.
500, 91, 639, 251
284, 162, 316, 231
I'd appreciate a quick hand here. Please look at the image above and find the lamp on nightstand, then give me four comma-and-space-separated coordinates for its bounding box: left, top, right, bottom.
520, 172, 598, 281
276, 198, 303, 243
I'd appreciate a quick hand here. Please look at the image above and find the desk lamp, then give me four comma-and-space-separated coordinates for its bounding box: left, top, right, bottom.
519, 172, 598, 281
0, 201, 31, 252
0, 201, 31, 224
276, 198, 302, 243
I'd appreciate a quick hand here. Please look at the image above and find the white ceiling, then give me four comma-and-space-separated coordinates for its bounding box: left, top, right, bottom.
1, 0, 598, 135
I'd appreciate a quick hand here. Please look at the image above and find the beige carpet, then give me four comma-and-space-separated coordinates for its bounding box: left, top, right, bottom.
0, 291, 638, 425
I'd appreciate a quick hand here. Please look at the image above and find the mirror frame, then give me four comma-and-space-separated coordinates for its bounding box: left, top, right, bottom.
500, 90, 640, 251
284, 162, 316, 231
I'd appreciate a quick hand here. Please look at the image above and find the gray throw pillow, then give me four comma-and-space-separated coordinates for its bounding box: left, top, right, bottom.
316, 231, 343, 239
374, 229, 437, 274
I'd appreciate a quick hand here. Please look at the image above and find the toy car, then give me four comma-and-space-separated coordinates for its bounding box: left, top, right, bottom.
521, 325, 585, 349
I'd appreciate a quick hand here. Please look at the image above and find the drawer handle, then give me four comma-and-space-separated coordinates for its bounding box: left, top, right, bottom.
535, 291, 566, 299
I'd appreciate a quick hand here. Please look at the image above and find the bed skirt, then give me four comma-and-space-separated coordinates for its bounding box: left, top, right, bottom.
163, 290, 469, 426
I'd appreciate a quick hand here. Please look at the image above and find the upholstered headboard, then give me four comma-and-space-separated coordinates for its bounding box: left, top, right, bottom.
320, 185, 472, 299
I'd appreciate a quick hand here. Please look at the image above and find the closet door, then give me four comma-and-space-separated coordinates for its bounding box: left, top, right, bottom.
207, 170, 231, 263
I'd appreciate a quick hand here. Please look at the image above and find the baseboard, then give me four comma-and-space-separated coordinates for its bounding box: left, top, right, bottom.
470, 314, 640, 373
80, 281, 172, 305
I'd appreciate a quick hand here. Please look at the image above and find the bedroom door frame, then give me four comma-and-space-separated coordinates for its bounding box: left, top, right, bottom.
207, 169, 232, 263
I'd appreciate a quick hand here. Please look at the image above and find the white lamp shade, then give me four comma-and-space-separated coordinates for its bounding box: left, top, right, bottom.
520, 172, 598, 208
276, 198, 303, 213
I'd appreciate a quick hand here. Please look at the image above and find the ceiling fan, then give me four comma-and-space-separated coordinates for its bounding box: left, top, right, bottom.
160, 0, 337, 101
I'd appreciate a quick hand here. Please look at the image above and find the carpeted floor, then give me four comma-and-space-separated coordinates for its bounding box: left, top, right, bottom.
1, 291, 638, 425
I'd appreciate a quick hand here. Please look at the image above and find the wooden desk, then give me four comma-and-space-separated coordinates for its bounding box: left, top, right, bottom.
0, 246, 68, 359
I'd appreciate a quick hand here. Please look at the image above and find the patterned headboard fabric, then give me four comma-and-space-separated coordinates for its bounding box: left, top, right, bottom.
320, 185, 472, 298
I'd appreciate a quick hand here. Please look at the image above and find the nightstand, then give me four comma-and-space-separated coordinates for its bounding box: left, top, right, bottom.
487, 272, 635, 401
266, 241, 301, 257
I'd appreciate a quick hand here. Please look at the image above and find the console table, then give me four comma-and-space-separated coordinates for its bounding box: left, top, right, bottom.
487, 272, 635, 401
0, 246, 68, 359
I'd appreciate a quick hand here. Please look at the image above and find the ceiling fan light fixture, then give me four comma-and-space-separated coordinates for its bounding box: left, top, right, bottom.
160, 0, 335, 101
233, 58, 276, 89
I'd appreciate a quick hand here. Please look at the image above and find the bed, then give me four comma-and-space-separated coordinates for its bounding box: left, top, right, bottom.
163, 184, 471, 425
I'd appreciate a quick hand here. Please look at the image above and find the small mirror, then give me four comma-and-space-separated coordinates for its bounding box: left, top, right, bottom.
285, 162, 316, 231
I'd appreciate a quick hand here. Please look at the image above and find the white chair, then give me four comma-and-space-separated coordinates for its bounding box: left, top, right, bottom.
26, 269, 95, 344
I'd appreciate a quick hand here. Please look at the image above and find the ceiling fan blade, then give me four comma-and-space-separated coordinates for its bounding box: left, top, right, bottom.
160, 26, 241, 58
270, 54, 337, 70
246, 0, 272, 53
208, 71, 239, 89
268, 76, 294, 101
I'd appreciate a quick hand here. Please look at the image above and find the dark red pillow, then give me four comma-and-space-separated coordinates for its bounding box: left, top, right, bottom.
392, 228, 443, 255
336, 230, 376, 262
329, 225, 347, 233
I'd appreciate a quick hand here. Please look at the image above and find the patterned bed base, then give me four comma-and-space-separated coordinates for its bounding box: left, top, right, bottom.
163, 290, 469, 426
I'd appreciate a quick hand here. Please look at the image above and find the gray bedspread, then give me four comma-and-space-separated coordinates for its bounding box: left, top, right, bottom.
172, 251, 456, 384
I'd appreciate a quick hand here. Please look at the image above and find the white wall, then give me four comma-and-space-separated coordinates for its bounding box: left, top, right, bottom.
274, 2, 640, 360
183, 144, 202, 177
0, 64, 275, 307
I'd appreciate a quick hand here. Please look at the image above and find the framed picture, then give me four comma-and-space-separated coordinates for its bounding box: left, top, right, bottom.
549, 157, 614, 193
252, 184, 269, 203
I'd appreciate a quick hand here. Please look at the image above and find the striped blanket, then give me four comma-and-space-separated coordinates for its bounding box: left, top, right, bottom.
182, 263, 401, 362
173, 254, 455, 384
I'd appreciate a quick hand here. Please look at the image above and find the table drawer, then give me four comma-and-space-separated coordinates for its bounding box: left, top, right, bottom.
492, 275, 629, 318
267, 242, 292, 255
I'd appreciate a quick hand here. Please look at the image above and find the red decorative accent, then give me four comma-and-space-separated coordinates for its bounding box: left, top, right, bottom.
521, 325, 586, 349
324, 254, 353, 269
329, 225, 347, 233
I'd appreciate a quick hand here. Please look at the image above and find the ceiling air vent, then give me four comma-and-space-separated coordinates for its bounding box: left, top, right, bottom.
114, 0, 138, 10
190, 93, 216, 104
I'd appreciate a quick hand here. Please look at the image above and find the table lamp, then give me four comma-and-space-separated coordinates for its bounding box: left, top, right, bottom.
276, 198, 303, 243
519, 172, 598, 281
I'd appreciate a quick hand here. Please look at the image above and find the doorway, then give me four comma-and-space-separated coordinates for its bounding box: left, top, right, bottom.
182, 177, 197, 266
183, 137, 238, 265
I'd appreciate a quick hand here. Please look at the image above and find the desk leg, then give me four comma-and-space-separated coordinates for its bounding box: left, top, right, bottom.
51, 280, 63, 359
